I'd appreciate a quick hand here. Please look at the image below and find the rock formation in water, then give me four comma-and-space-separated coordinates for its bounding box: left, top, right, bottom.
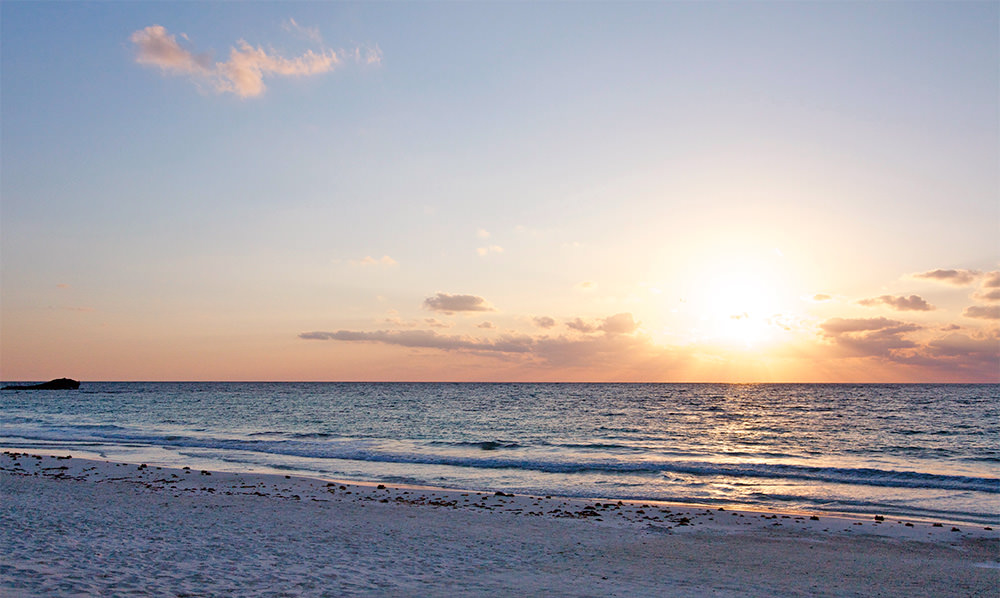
2, 378, 81, 390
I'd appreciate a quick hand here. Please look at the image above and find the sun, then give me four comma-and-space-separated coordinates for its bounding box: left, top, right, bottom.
684, 257, 791, 349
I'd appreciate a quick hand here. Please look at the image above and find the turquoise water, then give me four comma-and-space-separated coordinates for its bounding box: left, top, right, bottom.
2, 382, 997, 525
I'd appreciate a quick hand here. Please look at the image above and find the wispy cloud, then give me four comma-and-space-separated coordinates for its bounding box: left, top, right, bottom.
299, 312, 657, 370
820, 317, 917, 335
130, 24, 379, 98
282, 18, 323, 45
857, 294, 934, 311
912, 268, 981, 286
356, 255, 398, 267
383, 317, 416, 328
299, 329, 534, 354
423, 293, 495, 314
349, 45, 383, 66
49, 305, 95, 313
476, 245, 504, 256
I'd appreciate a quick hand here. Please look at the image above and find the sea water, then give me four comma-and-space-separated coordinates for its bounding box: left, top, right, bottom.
2, 382, 997, 525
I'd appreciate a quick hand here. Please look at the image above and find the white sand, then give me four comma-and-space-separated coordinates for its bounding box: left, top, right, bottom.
2, 451, 997, 597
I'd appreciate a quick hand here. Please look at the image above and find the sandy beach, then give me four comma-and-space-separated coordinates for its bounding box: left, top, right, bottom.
2, 451, 997, 597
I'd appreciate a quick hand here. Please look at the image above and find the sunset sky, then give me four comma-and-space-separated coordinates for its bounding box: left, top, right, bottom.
2, 1, 997, 382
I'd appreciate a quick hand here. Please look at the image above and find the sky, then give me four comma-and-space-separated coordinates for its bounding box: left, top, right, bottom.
1, 1, 998, 382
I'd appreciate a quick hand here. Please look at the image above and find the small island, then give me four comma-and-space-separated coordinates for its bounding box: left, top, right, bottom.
2, 378, 81, 390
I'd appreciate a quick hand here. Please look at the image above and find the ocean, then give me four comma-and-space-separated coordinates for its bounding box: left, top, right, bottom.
2, 382, 997, 525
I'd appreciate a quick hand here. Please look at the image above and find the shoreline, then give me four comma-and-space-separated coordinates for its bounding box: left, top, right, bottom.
3, 451, 998, 596
5, 444, 996, 529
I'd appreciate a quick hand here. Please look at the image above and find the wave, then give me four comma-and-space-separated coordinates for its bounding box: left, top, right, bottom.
4, 425, 998, 495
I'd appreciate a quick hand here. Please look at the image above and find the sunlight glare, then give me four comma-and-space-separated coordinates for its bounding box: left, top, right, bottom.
688, 258, 790, 349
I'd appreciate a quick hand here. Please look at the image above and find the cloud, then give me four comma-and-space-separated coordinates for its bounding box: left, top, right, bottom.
357, 255, 397, 267
130, 26, 211, 75
575, 281, 597, 292
130, 24, 376, 98
811, 294, 832, 302
599, 313, 640, 335
349, 45, 383, 66
533, 316, 556, 329
963, 305, 1000, 320
913, 268, 980, 286
901, 331, 1000, 378
383, 316, 417, 328
820, 317, 914, 334
49, 305, 95, 312
926, 332, 999, 358
282, 18, 323, 45
424, 318, 451, 329
299, 329, 534, 354
816, 311, 997, 379
973, 271, 1000, 302
476, 245, 504, 256
857, 295, 934, 311
477, 321, 496, 329
423, 293, 495, 314
567, 313, 639, 335
974, 289, 1000, 302
299, 312, 657, 371
476, 229, 491, 239
530, 331, 660, 369
819, 317, 921, 358
566, 318, 598, 333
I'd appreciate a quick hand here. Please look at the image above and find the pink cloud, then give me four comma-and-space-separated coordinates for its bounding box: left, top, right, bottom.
963, 305, 1000, 320
913, 268, 980, 286
299, 329, 533, 354
566, 313, 639, 335
974, 288, 1000, 302
357, 255, 397, 267
423, 293, 495, 314
857, 295, 934, 311
130, 24, 379, 98
819, 317, 921, 358
533, 316, 556, 329
130, 25, 212, 74
300, 312, 649, 369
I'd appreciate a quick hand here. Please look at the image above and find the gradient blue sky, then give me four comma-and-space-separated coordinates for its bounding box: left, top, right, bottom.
2, 1, 998, 381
